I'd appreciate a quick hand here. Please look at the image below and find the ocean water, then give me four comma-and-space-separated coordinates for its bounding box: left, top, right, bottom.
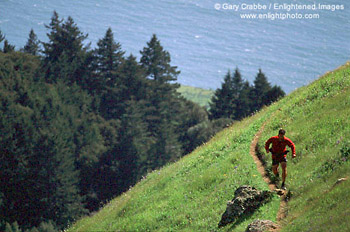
0, 0, 349, 93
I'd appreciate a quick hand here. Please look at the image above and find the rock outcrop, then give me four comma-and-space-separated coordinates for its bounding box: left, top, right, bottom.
218, 185, 272, 227
245, 219, 279, 232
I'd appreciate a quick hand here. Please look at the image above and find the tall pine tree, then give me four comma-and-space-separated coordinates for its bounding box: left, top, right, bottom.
94, 28, 127, 118
99, 55, 146, 119
23, 29, 40, 56
42, 12, 90, 85
94, 27, 125, 89
265, 85, 285, 104
237, 80, 252, 119
140, 34, 183, 167
250, 69, 272, 112
209, 68, 282, 120
140, 34, 180, 84
2, 40, 15, 53
0, 30, 15, 53
209, 70, 235, 119
231, 68, 253, 120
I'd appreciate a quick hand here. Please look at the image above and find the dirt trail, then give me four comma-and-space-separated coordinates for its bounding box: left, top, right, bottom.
249, 123, 288, 228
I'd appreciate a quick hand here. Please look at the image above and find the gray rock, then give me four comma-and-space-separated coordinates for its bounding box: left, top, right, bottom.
218, 185, 272, 227
245, 219, 279, 232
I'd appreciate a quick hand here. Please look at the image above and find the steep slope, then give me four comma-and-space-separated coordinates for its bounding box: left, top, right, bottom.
257, 62, 350, 231
68, 62, 350, 232
68, 109, 280, 232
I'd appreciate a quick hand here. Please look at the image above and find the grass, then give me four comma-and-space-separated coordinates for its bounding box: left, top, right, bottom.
68, 62, 350, 232
257, 62, 350, 231
68, 108, 280, 232
177, 85, 214, 108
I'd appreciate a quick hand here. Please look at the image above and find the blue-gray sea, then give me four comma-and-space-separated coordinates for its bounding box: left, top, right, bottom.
0, 0, 349, 93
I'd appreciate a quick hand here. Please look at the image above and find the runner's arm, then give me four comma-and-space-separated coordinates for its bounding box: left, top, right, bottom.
265, 138, 273, 153
287, 138, 296, 157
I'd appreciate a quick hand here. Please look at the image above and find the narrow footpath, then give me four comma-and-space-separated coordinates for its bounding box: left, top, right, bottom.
249, 123, 288, 230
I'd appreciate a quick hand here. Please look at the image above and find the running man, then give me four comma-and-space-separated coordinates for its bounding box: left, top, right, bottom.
265, 129, 296, 189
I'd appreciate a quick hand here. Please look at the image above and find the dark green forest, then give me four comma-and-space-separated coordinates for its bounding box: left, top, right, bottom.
0, 12, 284, 231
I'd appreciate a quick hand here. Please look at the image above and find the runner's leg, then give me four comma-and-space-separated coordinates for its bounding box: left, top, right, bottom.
281, 161, 287, 184
272, 163, 279, 176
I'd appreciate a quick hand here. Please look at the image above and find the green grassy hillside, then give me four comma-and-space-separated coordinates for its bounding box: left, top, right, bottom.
68, 62, 350, 232
257, 63, 350, 232
177, 85, 214, 108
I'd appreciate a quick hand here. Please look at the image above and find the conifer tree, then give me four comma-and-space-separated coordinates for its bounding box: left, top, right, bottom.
209, 70, 235, 119
3, 40, 15, 53
42, 12, 89, 84
0, 30, 4, 43
0, 30, 15, 53
230, 68, 253, 119
250, 69, 272, 111
95, 27, 125, 87
0, 52, 103, 229
34, 120, 86, 228
266, 85, 285, 104
237, 80, 253, 118
232, 68, 243, 93
118, 55, 147, 99
140, 34, 183, 167
117, 100, 154, 188
99, 55, 146, 119
209, 67, 284, 120
92, 118, 121, 204
23, 29, 40, 56
231, 68, 244, 119
42, 11, 63, 65
140, 34, 180, 84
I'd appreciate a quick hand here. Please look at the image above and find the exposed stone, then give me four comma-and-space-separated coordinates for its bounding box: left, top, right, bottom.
218, 185, 272, 227
333, 177, 348, 187
245, 219, 279, 232
275, 188, 285, 196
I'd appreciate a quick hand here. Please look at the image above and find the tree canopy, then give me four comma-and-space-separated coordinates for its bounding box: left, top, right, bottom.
209, 68, 285, 120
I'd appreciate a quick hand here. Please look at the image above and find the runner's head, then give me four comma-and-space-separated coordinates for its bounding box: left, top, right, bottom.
278, 129, 286, 140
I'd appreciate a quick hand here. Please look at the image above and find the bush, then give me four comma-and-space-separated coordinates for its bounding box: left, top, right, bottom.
340, 143, 350, 160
